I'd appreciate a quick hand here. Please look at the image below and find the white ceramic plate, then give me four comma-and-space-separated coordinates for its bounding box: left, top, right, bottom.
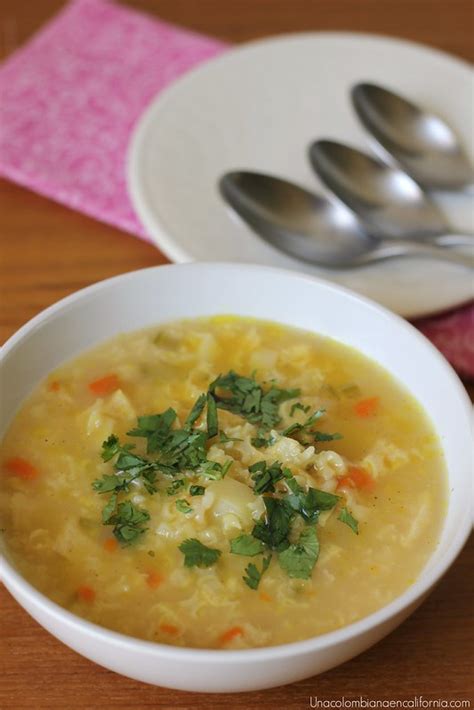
128, 32, 474, 318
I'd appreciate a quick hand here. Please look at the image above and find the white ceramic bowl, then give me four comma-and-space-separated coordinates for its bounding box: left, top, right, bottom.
0, 263, 471, 693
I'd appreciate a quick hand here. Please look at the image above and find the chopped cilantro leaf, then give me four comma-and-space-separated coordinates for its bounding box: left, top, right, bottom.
281, 468, 302, 495
209, 371, 299, 432
127, 408, 176, 453
189, 484, 205, 496
230, 534, 265, 556
338, 507, 359, 534
319, 384, 340, 400
260, 386, 300, 429
93, 472, 135, 494
101, 491, 117, 523
184, 393, 206, 429
251, 429, 275, 448
179, 538, 221, 568
285, 487, 339, 524
176, 499, 193, 514
290, 402, 310, 417
199, 459, 232, 480
252, 497, 293, 551
340, 384, 361, 399
312, 431, 343, 442
278, 526, 319, 580
104, 500, 150, 546
218, 431, 243, 444
206, 393, 218, 439
167, 478, 185, 496
243, 554, 272, 590
158, 428, 208, 472
249, 460, 285, 495
281, 408, 326, 437
101, 434, 121, 462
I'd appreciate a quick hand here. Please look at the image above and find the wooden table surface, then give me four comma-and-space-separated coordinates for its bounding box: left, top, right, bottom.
0, 1, 473, 708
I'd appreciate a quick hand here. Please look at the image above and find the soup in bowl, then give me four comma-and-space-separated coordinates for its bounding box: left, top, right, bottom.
0, 263, 471, 691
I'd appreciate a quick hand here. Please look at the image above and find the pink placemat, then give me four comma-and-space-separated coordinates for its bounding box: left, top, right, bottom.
0, 0, 472, 378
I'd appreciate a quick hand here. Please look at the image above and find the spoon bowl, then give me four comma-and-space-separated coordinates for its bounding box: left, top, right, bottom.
219, 171, 473, 270
308, 140, 472, 241
219, 171, 374, 267
351, 82, 474, 191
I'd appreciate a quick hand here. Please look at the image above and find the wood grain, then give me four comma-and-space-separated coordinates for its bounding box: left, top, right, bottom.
0, 1, 473, 706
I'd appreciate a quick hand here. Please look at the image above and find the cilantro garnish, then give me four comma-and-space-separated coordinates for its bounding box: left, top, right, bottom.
127, 409, 209, 474
94, 370, 357, 584
176, 499, 193, 514
338, 507, 359, 534
313, 431, 343, 442
218, 431, 243, 444
93, 472, 135, 494
281, 408, 326, 437
340, 384, 361, 399
252, 497, 293, 551
230, 534, 265, 556
127, 409, 176, 454
278, 526, 319, 580
100, 434, 123, 461
94, 393, 227, 544
282, 407, 343, 446
209, 371, 299, 431
243, 554, 272, 590
251, 430, 276, 448
101, 491, 118, 523
179, 538, 221, 568
95, 435, 159, 495
249, 460, 286, 495
285, 486, 340, 524
184, 393, 206, 429
167, 478, 185, 496
199, 459, 232, 480
290, 402, 310, 417
189, 484, 205, 496
206, 393, 218, 439
102, 499, 150, 546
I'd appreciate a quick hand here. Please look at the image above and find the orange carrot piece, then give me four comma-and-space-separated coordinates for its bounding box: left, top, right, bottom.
160, 623, 179, 635
103, 538, 118, 553
354, 396, 379, 418
219, 626, 244, 645
88, 374, 120, 396
337, 466, 374, 491
337, 476, 355, 490
77, 585, 96, 603
259, 592, 273, 603
4, 457, 39, 480
146, 571, 164, 589
48, 380, 61, 392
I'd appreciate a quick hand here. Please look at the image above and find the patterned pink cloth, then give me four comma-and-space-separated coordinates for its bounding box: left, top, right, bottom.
0, 0, 225, 236
0, 0, 472, 378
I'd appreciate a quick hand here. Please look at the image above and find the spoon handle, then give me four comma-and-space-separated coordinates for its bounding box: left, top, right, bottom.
434, 234, 474, 247
374, 239, 474, 268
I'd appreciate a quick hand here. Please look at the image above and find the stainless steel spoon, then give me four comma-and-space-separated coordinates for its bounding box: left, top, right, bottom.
219, 171, 473, 269
308, 140, 473, 244
351, 82, 474, 191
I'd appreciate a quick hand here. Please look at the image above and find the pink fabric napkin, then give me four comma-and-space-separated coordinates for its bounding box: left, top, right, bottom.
0, 0, 226, 237
0, 0, 472, 378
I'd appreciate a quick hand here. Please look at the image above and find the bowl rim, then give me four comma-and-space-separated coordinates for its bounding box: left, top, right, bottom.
0, 261, 472, 664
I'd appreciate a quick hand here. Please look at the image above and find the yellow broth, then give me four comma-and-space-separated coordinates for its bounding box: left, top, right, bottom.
0, 317, 446, 648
